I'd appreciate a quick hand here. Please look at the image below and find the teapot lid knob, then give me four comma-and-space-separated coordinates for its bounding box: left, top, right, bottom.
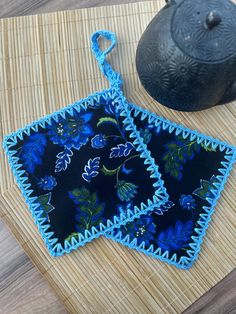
172, 0, 236, 62
205, 11, 222, 30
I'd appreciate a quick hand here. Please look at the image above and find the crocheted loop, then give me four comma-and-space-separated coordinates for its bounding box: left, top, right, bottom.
91, 30, 116, 60
91, 30, 123, 88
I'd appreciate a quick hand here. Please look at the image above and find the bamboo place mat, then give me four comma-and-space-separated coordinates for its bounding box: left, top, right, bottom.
1, 1, 236, 313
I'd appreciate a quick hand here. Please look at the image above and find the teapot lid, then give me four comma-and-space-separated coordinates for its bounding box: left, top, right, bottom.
171, 0, 236, 63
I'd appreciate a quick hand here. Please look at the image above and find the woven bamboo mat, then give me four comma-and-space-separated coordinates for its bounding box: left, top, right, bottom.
0, 1, 236, 313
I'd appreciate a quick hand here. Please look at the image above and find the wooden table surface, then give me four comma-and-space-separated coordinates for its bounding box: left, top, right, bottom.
0, 1, 235, 313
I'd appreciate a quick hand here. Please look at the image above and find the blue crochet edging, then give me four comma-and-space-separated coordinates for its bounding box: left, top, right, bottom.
91, 30, 122, 89
105, 103, 236, 269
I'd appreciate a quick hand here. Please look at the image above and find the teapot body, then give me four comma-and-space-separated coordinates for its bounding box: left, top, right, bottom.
136, 0, 236, 111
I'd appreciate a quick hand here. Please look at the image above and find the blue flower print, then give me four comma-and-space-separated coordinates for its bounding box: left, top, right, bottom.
179, 194, 196, 210
122, 215, 156, 246
115, 180, 138, 202
21, 133, 47, 174
38, 175, 57, 191
121, 164, 133, 175
157, 220, 194, 251
91, 134, 107, 149
133, 216, 156, 246
47, 119, 69, 147
48, 112, 94, 149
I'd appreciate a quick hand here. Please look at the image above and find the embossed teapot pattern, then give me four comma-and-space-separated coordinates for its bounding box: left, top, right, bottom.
136, 0, 236, 111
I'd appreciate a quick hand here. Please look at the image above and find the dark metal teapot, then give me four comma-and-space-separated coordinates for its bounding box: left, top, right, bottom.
136, 0, 236, 111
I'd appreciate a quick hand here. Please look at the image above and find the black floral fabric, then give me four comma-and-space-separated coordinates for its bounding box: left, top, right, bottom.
107, 104, 236, 267
7, 93, 164, 246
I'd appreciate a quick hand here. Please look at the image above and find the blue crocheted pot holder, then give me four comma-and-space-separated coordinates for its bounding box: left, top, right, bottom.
106, 104, 236, 269
3, 31, 168, 256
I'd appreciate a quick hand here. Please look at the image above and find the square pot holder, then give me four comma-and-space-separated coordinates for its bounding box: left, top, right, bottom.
3, 31, 168, 256
106, 104, 236, 269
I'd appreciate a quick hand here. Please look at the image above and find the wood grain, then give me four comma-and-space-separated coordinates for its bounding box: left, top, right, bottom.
0, 0, 148, 18
184, 269, 236, 314
0, 220, 67, 314
0, 0, 235, 313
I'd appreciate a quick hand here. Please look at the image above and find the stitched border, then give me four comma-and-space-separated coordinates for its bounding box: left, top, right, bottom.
2, 89, 168, 257
105, 103, 236, 269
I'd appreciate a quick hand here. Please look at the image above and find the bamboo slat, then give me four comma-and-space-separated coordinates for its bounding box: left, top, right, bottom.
0, 1, 235, 313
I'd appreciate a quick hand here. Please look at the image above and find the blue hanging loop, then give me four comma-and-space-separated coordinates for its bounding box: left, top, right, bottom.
91, 30, 123, 89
